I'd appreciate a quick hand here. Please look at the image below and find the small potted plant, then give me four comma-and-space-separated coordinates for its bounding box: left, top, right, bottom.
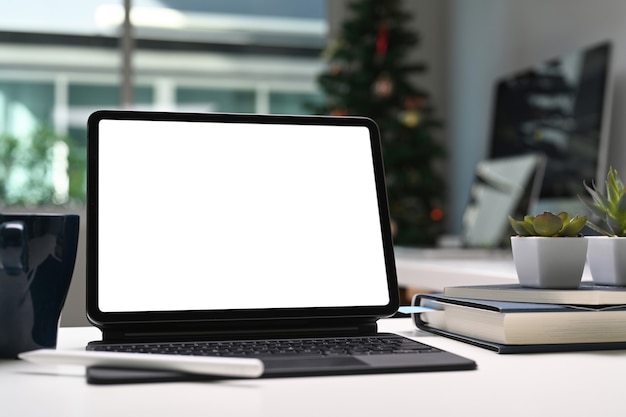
580, 166, 626, 286
508, 211, 587, 289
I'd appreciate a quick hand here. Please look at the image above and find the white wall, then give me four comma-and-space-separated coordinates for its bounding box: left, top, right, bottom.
446, 0, 626, 233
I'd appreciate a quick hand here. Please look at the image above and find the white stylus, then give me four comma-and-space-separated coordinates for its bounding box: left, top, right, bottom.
18, 349, 264, 378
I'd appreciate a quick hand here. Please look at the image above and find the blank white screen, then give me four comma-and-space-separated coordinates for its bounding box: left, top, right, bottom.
98, 119, 390, 312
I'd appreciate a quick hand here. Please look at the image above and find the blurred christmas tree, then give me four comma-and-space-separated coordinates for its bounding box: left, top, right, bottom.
311, 0, 447, 246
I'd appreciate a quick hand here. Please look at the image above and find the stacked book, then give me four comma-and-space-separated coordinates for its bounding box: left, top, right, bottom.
411, 283, 626, 353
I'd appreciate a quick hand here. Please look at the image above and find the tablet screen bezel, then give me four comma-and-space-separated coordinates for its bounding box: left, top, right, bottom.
86, 110, 399, 327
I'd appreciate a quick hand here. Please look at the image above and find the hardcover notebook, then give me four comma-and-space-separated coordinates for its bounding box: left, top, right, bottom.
412, 293, 626, 354
444, 283, 626, 305
86, 110, 476, 382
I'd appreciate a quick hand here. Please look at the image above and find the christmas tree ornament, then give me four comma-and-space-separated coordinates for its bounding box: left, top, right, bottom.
322, 38, 344, 60
376, 20, 389, 57
430, 207, 445, 222
400, 109, 420, 128
405, 96, 427, 110
330, 108, 348, 117
329, 63, 343, 76
404, 96, 418, 109
373, 74, 394, 98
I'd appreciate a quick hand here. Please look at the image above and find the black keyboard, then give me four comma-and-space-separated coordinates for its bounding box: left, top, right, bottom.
88, 335, 439, 358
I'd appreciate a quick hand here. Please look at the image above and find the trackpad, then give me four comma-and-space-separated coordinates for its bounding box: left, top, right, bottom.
263, 356, 369, 371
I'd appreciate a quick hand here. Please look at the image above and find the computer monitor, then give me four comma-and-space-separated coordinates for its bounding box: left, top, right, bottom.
488, 41, 613, 216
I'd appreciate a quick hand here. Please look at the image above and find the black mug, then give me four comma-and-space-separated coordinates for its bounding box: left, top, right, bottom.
0, 214, 79, 358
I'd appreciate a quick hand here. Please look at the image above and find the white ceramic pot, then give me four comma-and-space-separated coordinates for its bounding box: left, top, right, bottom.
510, 236, 588, 289
586, 236, 626, 286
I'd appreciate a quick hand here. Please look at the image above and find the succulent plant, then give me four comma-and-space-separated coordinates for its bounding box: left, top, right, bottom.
508, 211, 587, 237
580, 166, 626, 236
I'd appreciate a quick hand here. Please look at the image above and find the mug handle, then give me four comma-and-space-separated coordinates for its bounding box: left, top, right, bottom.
0, 221, 28, 275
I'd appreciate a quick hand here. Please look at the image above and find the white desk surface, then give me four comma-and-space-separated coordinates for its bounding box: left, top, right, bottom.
394, 246, 593, 291
2, 319, 625, 417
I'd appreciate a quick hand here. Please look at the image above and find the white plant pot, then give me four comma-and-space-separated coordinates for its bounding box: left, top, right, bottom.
586, 236, 626, 286
510, 236, 588, 289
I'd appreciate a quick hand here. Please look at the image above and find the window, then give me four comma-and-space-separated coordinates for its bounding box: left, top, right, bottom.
0, 81, 58, 204
176, 87, 255, 114
270, 91, 323, 115
0, 1, 325, 206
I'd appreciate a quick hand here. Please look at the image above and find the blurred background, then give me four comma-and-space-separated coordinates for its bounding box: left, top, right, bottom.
2, 0, 626, 324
